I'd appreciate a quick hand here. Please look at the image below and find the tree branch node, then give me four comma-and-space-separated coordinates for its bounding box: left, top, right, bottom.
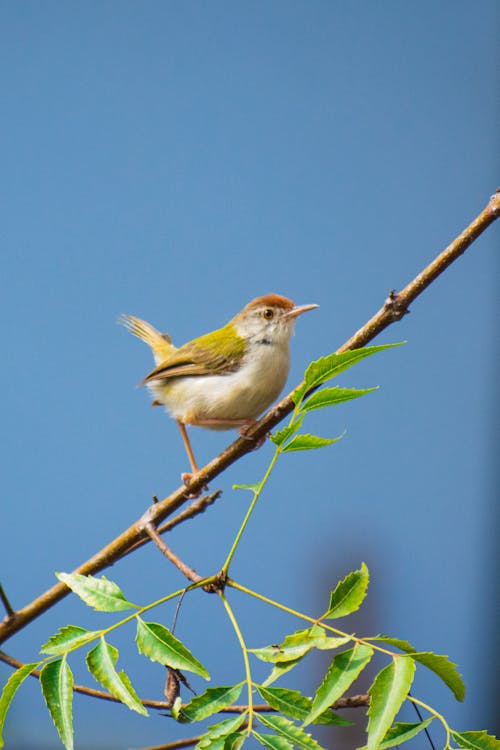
489, 187, 500, 215
203, 570, 228, 594
384, 289, 411, 320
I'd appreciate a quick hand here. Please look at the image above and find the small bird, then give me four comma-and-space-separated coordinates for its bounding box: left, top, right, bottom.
121, 294, 318, 489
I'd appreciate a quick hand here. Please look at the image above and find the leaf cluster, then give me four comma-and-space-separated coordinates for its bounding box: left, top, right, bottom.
1, 344, 498, 750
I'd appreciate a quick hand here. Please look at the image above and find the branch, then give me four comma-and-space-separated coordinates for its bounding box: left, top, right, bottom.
0, 190, 498, 645
119, 490, 222, 560
142, 521, 203, 584
0, 648, 369, 714
136, 699, 371, 750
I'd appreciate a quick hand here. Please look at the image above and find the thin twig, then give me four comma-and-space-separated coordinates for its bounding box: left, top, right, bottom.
139, 735, 207, 750
119, 490, 222, 560
410, 691, 437, 750
135, 695, 370, 750
0, 584, 15, 619
0, 191, 498, 646
142, 522, 203, 584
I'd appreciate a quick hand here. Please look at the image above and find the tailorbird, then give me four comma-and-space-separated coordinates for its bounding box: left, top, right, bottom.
121, 294, 318, 489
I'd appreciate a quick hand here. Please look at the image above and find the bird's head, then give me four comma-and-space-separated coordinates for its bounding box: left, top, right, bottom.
232, 294, 318, 346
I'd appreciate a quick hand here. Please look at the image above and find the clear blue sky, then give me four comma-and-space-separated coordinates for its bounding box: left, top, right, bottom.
1, 2, 498, 748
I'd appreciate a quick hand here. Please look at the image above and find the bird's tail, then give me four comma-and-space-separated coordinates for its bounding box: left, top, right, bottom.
119, 314, 176, 364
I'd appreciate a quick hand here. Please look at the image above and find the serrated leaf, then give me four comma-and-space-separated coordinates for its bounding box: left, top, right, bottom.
196, 738, 227, 750
451, 730, 500, 750
0, 662, 39, 747
325, 562, 369, 619
262, 657, 302, 687
257, 686, 352, 726
408, 652, 465, 702
86, 636, 147, 715
232, 483, 262, 493
224, 732, 245, 750
302, 344, 403, 393
314, 636, 352, 651
302, 386, 378, 412
374, 719, 434, 749
178, 684, 244, 722
250, 625, 345, 664
40, 658, 74, 750
282, 433, 339, 452
370, 638, 465, 702
195, 715, 246, 749
271, 413, 305, 447
56, 572, 136, 612
369, 635, 417, 652
253, 732, 293, 749
41, 625, 98, 655
136, 618, 210, 679
367, 657, 416, 750
304, 643, 373, 727
258, 714, 326, 750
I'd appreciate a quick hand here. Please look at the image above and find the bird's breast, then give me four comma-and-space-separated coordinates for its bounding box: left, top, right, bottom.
149, 342, 290, 428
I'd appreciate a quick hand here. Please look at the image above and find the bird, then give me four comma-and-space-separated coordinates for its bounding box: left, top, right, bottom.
120, 294, 318, 490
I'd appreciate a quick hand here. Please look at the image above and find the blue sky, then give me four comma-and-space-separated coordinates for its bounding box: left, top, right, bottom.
1, 2, 498, 748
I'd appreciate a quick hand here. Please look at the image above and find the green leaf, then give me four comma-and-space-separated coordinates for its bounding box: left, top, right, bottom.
282, 433, 340, 452
367, 657, 416, 750
195, 738, 226, 750
56, 572, 136, 612
360, 719, 434, 749
40, 657, 74, 750
253, 732, 293, 749
250, 625, 348, 664
136, 618, 210, 679
258, 714, 326, 750
195, 715, 246, 749
257, 686, 352, 726
232, 483, 261, 493
41, 625, 98, 655
262, 658, 302, 687
303, 643, 373, 727
271, 414, 305, 447
86, 636, 147, 715
223, 733, 245, 750
325, 562, 369, 619
451, 731, 500, 750
369, 635, 417, 652
0, 662, 39, 747
302, 386, 378, 412
302, 344, 404, 394
178, 684, 244, 722
369, 637, 465, 701
409, 652, 464, 702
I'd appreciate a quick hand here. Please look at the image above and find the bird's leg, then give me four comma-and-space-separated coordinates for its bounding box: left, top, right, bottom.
176, 421, 203, 496
188, 417, 267, 449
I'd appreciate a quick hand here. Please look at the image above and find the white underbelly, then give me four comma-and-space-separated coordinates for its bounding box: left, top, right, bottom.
148, 345, 290, 429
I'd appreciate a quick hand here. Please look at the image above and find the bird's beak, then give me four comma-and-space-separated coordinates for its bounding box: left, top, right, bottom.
285, 303, 319, 319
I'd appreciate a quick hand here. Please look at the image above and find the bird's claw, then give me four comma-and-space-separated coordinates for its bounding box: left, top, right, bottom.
237, 422, 268, 449
181, 472, 208, 498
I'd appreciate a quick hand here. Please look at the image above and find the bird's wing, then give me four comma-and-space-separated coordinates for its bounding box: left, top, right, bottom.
140, 326, 246, 384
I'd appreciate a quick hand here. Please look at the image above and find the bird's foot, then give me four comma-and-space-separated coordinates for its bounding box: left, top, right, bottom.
181, 472, 208, 499
238, 420, 268, 449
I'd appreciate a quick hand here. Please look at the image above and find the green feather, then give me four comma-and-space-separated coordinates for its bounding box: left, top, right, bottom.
141, 323, 246, 384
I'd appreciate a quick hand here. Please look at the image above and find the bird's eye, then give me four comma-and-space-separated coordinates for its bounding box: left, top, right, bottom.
262, 308, 274, 320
